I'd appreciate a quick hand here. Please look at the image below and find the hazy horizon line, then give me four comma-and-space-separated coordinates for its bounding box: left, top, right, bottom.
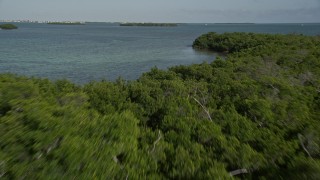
1, 19, 320, 24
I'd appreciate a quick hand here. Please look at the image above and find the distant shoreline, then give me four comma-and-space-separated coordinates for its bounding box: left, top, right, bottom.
214, 23, 255, 25
47, 22, 85, 25
120, 23, 177, 27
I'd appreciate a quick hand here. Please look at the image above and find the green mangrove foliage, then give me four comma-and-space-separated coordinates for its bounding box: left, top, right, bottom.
0, 24, 18, 30
1, 32, 320, 179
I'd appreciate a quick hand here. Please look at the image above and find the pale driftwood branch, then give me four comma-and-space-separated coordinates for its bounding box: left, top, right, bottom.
35, 137, 64, 160
298, 134, 313, 159
0, 161, 5, 178
229, 168, 248, 176
46, 137, 63, 154
193, 97, 212, 121
151, 130, 162, 153
113, 156, 119, 163
268, 84, 277, 90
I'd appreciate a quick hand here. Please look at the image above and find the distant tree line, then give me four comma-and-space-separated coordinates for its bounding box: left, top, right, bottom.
120, 22, 177, 27
47, 22, 85, 25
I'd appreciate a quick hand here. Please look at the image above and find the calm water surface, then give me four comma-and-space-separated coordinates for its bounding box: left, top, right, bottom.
0, 23, 319, 83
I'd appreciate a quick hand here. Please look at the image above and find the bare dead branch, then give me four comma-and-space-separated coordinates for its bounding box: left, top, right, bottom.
268, 84, 278, 91
35, 137, 64, 160
151, 130, 162, 153
193, 97, 212, 121
113, 156, 119, 163
0, 161, 5, 178
229, 168, 248, 176
298, 134, 313, 159
46, 137, 64, 154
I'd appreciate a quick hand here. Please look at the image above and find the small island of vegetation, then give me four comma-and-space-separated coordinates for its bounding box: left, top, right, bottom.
47, 22, 85, 25
0, 23, 18, 30
120, 22, 177, 27
1, 32, 319, 179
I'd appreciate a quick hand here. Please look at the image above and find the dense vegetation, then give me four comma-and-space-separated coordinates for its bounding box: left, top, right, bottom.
1, 32, 320, 179
0, 24, 17, 30
120, 23, 177, 27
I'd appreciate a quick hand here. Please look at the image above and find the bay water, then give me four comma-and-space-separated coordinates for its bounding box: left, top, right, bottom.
1, 23, 319, 83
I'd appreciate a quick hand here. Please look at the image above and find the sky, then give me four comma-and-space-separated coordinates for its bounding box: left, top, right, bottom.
0, 0, 319, 23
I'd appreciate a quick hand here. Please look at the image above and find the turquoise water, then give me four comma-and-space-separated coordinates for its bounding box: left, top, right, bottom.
1, 23, 319, 83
